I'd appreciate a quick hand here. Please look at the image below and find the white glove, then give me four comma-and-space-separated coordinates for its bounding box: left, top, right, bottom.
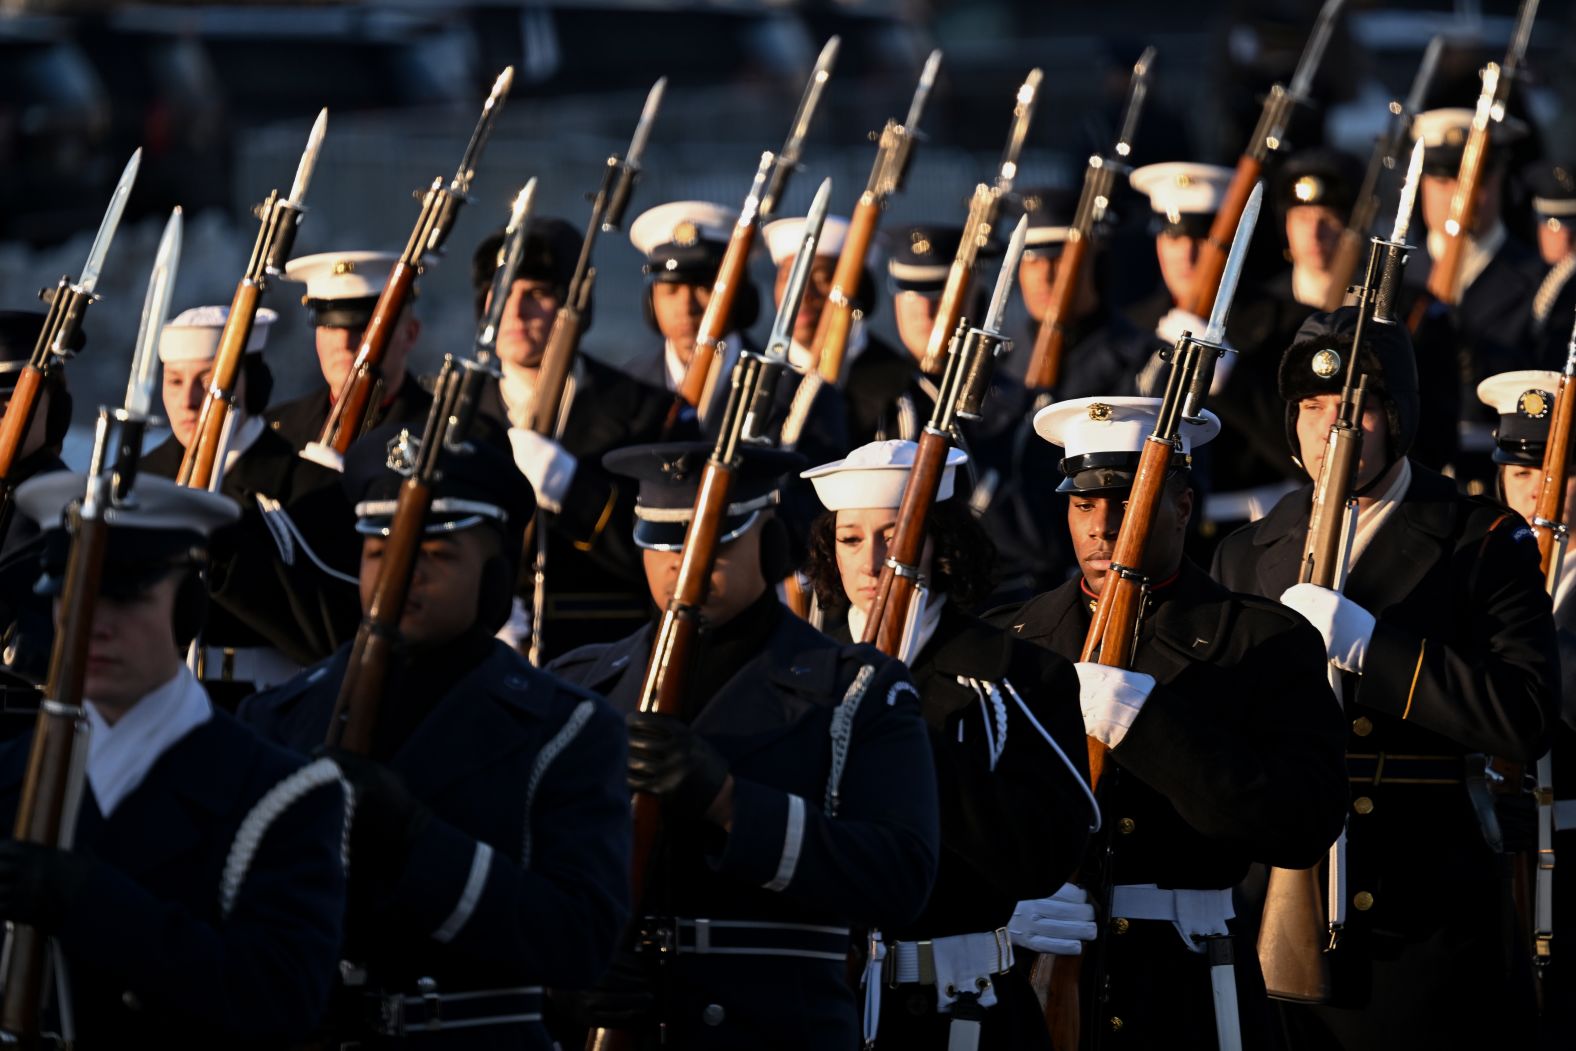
1280, 582, 1375, 673
1008, 884, 1099, 956
1074, 662, 1156, 749
507, 427, 577, 513
1155, 307, 1209, 348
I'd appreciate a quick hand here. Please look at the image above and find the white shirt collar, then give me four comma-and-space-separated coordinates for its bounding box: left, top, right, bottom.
847, 591, 947, 665
1347, 458, 1413, 572
85, 665, 212, 817
785, 317, 870, 374
1427, 221, 1508, 300
211, 413, 265, 485
663, 336, 742, 426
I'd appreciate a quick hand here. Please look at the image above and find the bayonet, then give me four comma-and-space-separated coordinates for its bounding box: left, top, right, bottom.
903, 49, 943, 135
1204, 182, 1262, 345
765, 178, 833, 361
1289, 0, 1346, 101
476, 179, 538, 363
287, 108, 328, 208
126, 208, 182, 419
625, 77, 666, 173
78, 149, 141, 298
1505, 0, 1540, 86
761, 37, 839, 216
1390, 137, 1424, 244
995, 68, 1044, 193
452, 67, 515, 197
984, 215, 1029, 335
1115, 46, 1157, 159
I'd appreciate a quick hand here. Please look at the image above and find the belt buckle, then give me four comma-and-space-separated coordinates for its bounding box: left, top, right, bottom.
693, 917, 710, 953
915, 939, 937, 986
221, 646, 237, 682
417, 976, 440, 1032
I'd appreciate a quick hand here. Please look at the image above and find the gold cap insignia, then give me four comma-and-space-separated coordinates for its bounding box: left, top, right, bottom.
1311, 348, 1342, 379
1175, 173, 1193, 187
911, 232, 932, 257
1518, 389, 1552, 419
1444, 127, 1468, 148
1088, 402, 1113, 421
671, 221, 699, 247
333, 259, 356, 275
1293, 175, 1324, 204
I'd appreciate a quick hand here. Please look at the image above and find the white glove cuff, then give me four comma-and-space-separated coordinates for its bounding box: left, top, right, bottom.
1075, 662, 1156, 749
508, 427, 577, 513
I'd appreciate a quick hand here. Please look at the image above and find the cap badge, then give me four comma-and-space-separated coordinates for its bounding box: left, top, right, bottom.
333, 259, 356, 275
1518, 389, 1553, 419
1088, 402, 1113, 422
386, 430, 419, 477
911, 233, 932, 257
671, 221, 699, 248
659, 455, 694, 483
1293, 175, 1323, 204
1444, 127, 1467, 148
1175, 173, 1193, 187
1311, 349, 1342, 378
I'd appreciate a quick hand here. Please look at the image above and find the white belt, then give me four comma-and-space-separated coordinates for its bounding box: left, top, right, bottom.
1203, 480, 1298, 525
1110, 884, 1235, 952
195, 644, 302, 688
1554, 799, 1576, 832
889, 928, 1014, 991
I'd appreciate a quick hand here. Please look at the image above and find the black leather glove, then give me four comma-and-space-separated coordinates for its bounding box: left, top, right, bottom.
0, 841, 94, 932
321, 747, 432, 872
626, 712, 729, 820
557, 947, 657, 1030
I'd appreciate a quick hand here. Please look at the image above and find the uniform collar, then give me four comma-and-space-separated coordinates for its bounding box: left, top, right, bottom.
1427, 221, 1508, 298
663, 336, 741, 427
846, 591, 946, 664
86, 665, 213, 817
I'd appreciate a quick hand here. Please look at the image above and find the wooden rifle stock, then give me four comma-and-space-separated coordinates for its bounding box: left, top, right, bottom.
318, 261, 421, 456
1535, 373, 1576, 573
178, 280, 261, 488
525, 296, 588, 438
0, 365, 45, 485
861, 428, 948, 656
810, 192, 881, 385
675, 225, 759, 412
1321, 228, 1364, 312
1025, 235, 1090, 391
1187, 159, 1264, 318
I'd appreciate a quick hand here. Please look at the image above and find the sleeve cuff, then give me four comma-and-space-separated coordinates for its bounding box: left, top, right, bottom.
710, 780, 805, 892
1357, 618, 1426, 719
393, 815, 497, 941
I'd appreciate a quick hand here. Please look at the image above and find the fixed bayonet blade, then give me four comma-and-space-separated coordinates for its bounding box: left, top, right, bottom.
1506, 0, 1540, 77
762, 37, 839, 216
287, 108, 328, 207
1390, 137, 1424, 243
625, 77, 666, 171
766, 178, 833, 360
126, 207, 183, 418
995, 68, 1044, 192
985, 215, 1029, 334
477, 178, 538, 360
1404, 36, 1444, 119
1204, 182, 1263, 343
904, 49, 943, 132
1289, 0, 1346, 100
1115, 46, 1157, 159
452, 66, 515, 196
79, 148, 141, 297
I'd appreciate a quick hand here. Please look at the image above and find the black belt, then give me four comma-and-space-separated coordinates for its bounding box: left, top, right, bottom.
661, 918, 850, 962
368, 982, 543, 1036
1347, 753, 1464, 786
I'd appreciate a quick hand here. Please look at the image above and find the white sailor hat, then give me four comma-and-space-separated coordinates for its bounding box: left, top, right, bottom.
631, 200, 736, 256
159, 304, 278, 364
1033, 395, 1220, 494
1476, 369, 1564, 466
1413, 108, 1529, 175
763, 215, 850, 266
18, 471, 240, 597
1129, 162, 1233, 237
802, 440, 970, 512
282, 251, 404, 329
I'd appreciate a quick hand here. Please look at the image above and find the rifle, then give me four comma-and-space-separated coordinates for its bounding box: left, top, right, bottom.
0, 150, 139, 549
1187, 0, 1344, 319
588, 178, 832, 1051
861, 216, 1027, 657
1259, 138, 1421, 1004
809, 49, 941, 386
1321, 36, 1440, 311
521, 78, 665, 667
0, 208, 182, 1040
1024, 47, 1155, 392
920, 67, 1043, 376
324, 181, 537, 754
1038, 184, 1263, 1051
1527, 310, 1576, 992
665, 38, 839, 432
304, 67, 514, 470
1409, 0, 1538, 329
177, 109, 327, 490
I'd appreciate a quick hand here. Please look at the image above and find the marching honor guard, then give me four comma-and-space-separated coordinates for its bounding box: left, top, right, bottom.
549, 442, 940, 1049
1212, 308, 1558, 1050
239, 425, 631, 1049
141, 305, 361, 707
800, 439, 1096, 1049
998, 396, 1348, 1049
2, 473, 349, 1047
267, 251, 434, 450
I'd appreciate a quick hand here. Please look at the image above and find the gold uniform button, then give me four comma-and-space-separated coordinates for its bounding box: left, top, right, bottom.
1353, 891, 1375, 911
1109, 1016, 1124, 1032
1111, 917, 1131, 935
1352, 716, 1373, 737
1117, 817, 1137, 835
1353, 796, 1375, 816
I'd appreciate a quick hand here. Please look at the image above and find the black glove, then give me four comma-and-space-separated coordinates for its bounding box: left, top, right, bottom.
556, 947, 657, 1030
626, 713, 729, 820
321, 747, 432, 872
0, 841, 94, 933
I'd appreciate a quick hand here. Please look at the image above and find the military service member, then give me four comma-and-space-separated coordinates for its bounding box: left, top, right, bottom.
801, 439, 1096, 1048
2, 472, 348, 1046
1213, 308, 1558, 1051
1001, 395, 1349, 1049
550, 442, 940, 1049
1527, 161, 1576, 365
240, 425, 631, 1049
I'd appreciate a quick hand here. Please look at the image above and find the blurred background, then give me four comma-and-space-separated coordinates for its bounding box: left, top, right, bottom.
1, 0, 1573, 464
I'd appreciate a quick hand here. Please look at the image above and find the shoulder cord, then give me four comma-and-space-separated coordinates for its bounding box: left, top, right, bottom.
220, 757, 353, 918
825, 664, 877, 818
999, 677, 1102, 833
957, 676, 1009, 772
521, 699, 596, 870
254, 493, 361, 586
